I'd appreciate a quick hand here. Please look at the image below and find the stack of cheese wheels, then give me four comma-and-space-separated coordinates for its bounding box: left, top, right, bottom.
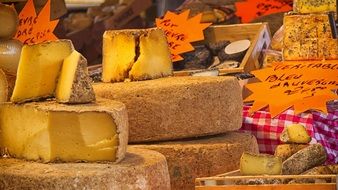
95, 30, 260, 190
0, 9, 171, 189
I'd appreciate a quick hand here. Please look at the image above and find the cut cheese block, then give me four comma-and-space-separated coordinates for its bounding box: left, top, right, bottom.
102, 30, 136, 82
282, 143, 327, 175
102, 28, 172, 82
128, 28, 173, 81
293, 0, 336, 13
94, 76, 242, 142
0, 148, 171, 190
280, 124, 311, 144
55, 50, 95, 104
283, 13, 338, 60
240, 153, 283, 175
131, 132, 259, 190
0, 99, 128, 163
0, 39, 23, 75
0, 4, 18, 40
0, 69, 8, 102
274, 144, 308, 161
11, 40, 74, 103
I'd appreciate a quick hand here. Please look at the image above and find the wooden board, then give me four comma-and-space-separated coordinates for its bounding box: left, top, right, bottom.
174, 23, 271, 76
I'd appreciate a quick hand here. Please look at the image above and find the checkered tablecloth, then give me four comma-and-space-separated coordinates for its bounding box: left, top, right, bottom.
240, 102, 338, 164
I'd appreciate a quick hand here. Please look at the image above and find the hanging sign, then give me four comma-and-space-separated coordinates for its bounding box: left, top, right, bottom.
244, 60, 338, 117
14, 0, 59, 44
156, 10, 211, 62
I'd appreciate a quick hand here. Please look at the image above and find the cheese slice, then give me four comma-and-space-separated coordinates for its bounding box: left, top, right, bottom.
102, 31, 136, 82
293, 0, 336, 13
0, 99, 128, 163
129, 28, 173, 81
102, 28, 173, 82
55, 50, 95, 103
280, 124, 311, 144
240, 152, 282, 175
10, 40, 73, 103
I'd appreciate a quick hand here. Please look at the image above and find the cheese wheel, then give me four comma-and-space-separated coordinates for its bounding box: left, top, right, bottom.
94, 76, 242, 142
131, 132, 259, 190
0, 148, 171, 190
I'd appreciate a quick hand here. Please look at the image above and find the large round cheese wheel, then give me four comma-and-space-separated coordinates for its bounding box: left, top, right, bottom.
131, 132, 259, 190
94, 76, 242, 143
0, 148, 171, 190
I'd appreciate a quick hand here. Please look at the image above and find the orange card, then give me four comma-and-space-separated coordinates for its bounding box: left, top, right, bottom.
235, 0, 292, 23
156, 10, 211, 62
245, 60, 338, 117
14, 0, 58, 44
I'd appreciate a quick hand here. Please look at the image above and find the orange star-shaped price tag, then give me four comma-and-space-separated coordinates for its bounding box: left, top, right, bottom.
14, 0, 59, 44
156, 10, 211, 62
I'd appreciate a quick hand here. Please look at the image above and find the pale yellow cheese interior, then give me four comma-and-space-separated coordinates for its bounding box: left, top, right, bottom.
240, 152, 282, 175
102, 32, 136, 82
11, 40, 73, 103
55, 50, 80, 102
129, 29, 172, 80
0, 103, 118, 162
281, 124, 311, 144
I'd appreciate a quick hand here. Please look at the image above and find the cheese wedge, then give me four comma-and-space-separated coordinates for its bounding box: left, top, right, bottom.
102, 28, 173, 82
102, 31, 136, 82
11, 40, 73, 103
129, 28, 173, 81
56, 50, 95, 103
0, 99, 128, 163
280, 124, 311, 144
293, 0, 336, 13
240, 152, 282, 175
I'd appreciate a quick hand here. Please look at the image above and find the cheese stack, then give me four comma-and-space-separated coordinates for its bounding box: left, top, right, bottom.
283, 1, 338, 60
0, 39, 173, 189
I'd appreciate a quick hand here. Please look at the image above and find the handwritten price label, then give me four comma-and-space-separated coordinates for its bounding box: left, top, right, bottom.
156, 10, 211, 62
235, 0, 293, 23
245, 60, 338, 117
14, 0, 58, 44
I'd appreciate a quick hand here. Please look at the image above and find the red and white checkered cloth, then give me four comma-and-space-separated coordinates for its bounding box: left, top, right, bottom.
240, 102, 338, 164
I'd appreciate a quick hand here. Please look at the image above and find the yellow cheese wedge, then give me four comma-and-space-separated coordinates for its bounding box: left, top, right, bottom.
240, 152, 282, 175
0, 99, 128, 163
129, 28, 173, 81
102, 31, 136, 82
293, 0, 336, 13
280, 124, 311, 144
10, 40, 73, 103
102, 28, 173, 82
55, 50, 95, 103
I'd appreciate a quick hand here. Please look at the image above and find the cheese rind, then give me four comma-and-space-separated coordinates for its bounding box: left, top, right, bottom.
0, 69, 8, 102
0, 148, 171, 190
131, 132, 259, 190
282, 143, 327, 175
94, 76, 242, 142
283, 14, 338, 60
280, 124, 311, 144
274, 144, 308, 161
0, 99, 128, 163
293, 0, 336, 13
11, 40, 74, 103
55, 50, 95, 103
240, 153, 283, 175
